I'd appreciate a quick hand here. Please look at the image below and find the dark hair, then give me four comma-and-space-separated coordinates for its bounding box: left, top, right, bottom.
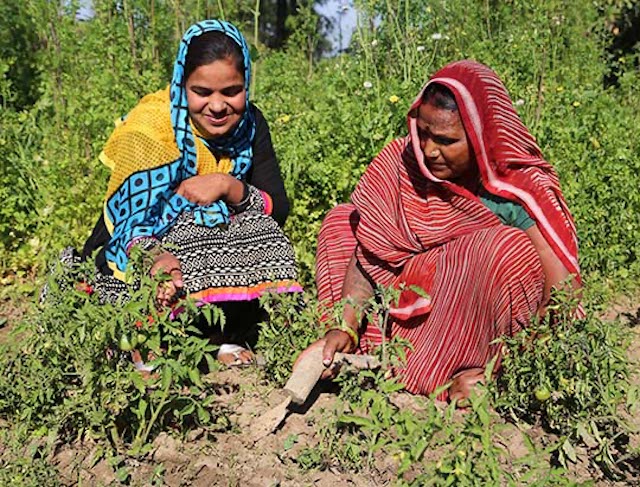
421, 83, 458, 111
184, 31, 244, 81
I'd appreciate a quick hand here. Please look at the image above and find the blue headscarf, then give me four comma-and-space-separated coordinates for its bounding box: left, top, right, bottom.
168, 19, 255, 225
170, 19, 254, 181
104, 20, 255, 277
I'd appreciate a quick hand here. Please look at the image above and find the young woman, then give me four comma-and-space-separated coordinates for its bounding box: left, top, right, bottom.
82, 20, 301, 365
299, 60, 581, 402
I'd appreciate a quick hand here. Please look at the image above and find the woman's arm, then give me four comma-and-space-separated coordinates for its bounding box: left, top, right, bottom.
525, 224, 581, 314
175, 172, 245, 205
295, 252, 374, 379
81, 213, 111, 274
174, 107, 288, 220
246, 106, 290, 226
81, 211, 184, 305
323, 253, 374, 352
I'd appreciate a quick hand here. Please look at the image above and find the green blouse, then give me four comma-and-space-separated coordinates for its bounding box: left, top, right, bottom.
479, 189, 535, 231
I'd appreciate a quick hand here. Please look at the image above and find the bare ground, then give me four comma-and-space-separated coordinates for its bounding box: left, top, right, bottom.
2, 296, 640, 486
50, 368, 389, 487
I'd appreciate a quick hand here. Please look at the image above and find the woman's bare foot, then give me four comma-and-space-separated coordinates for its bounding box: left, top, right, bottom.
217, 344, 255, 366
449, 367, 485, 407
131, 349, 159, 380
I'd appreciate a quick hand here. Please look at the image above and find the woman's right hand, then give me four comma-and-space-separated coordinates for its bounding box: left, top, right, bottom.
294, 253, 369, 379
150, 251, 183, 307
295, 329, 356, 380
176, 174, 245, 206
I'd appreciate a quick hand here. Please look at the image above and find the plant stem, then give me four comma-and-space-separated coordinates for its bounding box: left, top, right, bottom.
137, 378, 172, 447
122, 0, 139, 74
534, 47, 547, 129
484, 0, 492, 39
252, 0, 261, 97
216, 0, 225, 19
109, 423, 123, 452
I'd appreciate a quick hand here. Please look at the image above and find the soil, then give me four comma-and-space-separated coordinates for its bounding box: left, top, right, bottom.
2, 296, 640, 486
51, 368, 386, 487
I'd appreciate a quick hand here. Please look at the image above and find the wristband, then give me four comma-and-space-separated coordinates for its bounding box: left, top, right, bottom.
327, 324, 359, 348
228, 181, 251, 214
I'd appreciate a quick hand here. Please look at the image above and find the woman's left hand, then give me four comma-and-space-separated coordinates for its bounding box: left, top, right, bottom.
150, 251, 183, 307
176, 174, 245, 206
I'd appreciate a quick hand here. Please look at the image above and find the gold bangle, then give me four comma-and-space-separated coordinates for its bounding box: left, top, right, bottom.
327, 324, 359, 348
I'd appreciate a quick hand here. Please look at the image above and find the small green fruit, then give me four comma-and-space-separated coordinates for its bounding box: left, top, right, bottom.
136, 333, 147, 345
534, 386, 551, 402
118, 334, 134, 352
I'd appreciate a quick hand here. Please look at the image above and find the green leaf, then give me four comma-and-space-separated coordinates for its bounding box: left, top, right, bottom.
200, 306, 213, 327
408, 285, 430, 299
138, 398, 148, 419
161, 366, 172, 391
130, 371, 146, 394
180, 403, 195, 417
249, 44, 261, 62
115, 467, 130, 482
338, 414, 374, 428
88, 445, 104, 468
197, 405, 211, 424
562, 438, 578, 464
283, 434, 298, 451
188, 368, 203, 387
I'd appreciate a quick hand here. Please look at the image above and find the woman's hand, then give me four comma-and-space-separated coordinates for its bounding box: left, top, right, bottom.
295, 329, 356, 380
150, 251, 183, 307
176, 173, 245, 206
449, 367, 485, 407
293, 252, 371, 380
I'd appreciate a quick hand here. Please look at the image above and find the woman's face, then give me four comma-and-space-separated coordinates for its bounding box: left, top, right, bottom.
416, 101, 475, 183
186, 57, 246, 139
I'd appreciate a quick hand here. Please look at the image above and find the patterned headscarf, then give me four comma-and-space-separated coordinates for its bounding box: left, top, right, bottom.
170, 19, 255, 180
102, 20, 255, 278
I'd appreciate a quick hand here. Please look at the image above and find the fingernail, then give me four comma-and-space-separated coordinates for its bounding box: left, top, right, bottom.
323, 358, 331, 366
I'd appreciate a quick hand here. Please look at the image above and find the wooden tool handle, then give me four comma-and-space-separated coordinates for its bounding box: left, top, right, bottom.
284, 346, 325, 405
284, 349, 382, 405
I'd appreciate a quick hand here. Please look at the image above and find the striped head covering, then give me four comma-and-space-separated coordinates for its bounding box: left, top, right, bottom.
102, 20, 255, 278
407, 60, 581, 281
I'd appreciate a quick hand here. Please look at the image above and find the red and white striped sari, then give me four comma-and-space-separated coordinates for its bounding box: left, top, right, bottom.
315, 61, 580, 397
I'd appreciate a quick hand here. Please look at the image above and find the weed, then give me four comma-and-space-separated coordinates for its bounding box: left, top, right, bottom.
0, 252, 228, 458
496, 291, 637, 479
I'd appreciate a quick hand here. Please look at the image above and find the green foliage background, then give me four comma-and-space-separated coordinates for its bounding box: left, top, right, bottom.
1, 1, 639, 483
1, 0, 639, 294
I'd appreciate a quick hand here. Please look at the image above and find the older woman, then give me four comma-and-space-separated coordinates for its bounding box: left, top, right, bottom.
303, 60, 581, 402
